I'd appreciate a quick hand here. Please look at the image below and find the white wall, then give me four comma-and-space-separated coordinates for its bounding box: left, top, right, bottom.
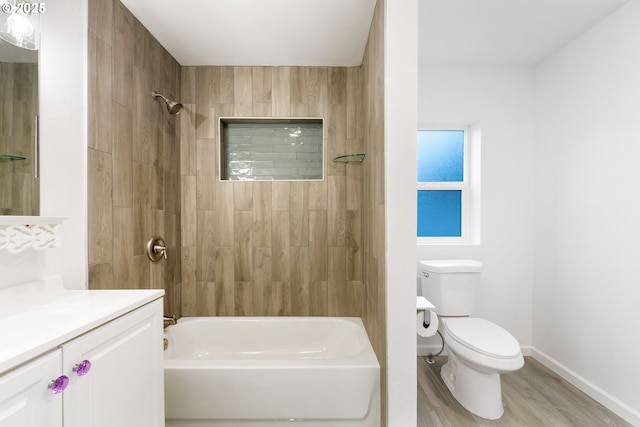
385, 0, 419, 425
0, 0, 88, 289
416, 67, 536, 352
534, 1, 640, 423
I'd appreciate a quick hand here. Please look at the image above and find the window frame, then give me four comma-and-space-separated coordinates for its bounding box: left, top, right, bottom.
417, 125, 479, 245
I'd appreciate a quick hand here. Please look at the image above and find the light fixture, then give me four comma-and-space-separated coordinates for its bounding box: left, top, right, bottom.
0, 1, 41, 50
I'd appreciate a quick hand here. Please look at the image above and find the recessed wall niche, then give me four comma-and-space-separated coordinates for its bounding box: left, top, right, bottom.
219, 117, 324, 181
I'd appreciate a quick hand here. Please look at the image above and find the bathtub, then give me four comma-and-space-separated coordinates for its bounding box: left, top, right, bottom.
164, 317, 380, 427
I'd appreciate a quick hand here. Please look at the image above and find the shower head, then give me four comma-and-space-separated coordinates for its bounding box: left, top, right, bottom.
152, 90, 183, 115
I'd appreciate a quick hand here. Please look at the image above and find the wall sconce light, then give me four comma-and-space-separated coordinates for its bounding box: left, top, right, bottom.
0, 1, 41, 50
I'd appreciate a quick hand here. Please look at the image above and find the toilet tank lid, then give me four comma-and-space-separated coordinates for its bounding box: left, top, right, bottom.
420, 259, 482, 273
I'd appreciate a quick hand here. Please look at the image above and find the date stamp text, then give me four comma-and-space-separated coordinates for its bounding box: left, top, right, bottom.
1, 2, 46, 14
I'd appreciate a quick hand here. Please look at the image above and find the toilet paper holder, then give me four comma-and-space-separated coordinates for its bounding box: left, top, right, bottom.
416, 296, 439, 337
417, 296, 444, 364
417, 296, 435, 327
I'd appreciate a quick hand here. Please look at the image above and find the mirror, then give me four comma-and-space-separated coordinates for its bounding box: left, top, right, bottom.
0, 38, 39, 215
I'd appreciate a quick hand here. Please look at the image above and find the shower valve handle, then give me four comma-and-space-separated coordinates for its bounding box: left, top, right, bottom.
154, 244, 167, 259
147, 236, 167, 262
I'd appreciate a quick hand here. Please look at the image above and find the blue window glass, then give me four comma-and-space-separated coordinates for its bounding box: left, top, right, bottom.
417, 190, 462, 237
417, 130, 464, 182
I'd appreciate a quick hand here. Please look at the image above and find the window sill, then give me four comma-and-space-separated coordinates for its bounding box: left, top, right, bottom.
417, 238, 479, 246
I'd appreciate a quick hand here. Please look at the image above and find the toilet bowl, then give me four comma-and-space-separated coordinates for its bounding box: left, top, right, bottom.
440, 317, 523, 419
419, 260, 523, 420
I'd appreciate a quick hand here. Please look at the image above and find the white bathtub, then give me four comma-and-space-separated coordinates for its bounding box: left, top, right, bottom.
164, 317, 380, 427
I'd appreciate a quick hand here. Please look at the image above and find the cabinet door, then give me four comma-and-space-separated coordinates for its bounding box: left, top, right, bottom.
0, 350, 63, 427
62, 299, 164, 427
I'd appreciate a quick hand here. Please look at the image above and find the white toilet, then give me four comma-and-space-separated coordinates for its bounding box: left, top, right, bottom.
419, 259, 523, 420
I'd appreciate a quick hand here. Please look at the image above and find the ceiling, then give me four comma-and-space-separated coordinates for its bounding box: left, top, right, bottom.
419, 0, 631, 66
120, 0, 377, 66
121, 0, 630, 67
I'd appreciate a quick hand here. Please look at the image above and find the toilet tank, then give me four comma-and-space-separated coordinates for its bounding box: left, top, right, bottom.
419, 260, 482, 316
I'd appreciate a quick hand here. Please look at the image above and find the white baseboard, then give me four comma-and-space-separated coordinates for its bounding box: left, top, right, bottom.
531, 348, 640, 427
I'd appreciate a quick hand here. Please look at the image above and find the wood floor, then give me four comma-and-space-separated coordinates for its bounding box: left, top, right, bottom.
417, 356, 632, 427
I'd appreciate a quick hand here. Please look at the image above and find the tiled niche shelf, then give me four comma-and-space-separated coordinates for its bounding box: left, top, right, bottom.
219, 117, 324, 181
0, 154, 27, 160
0, 216, 66, 253
333, 153, 366, 163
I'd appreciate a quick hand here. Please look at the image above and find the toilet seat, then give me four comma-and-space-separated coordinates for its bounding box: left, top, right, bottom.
444, 318, 520, 359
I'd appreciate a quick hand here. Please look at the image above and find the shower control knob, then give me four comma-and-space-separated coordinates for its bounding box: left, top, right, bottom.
73, 359, 92, 377
49, 375, 69, 394
146, 236, 167, 262
154, 244, 167, 259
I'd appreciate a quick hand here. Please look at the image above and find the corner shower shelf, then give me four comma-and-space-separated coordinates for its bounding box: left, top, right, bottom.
0, 216, 66, 253
0, 154, 27, 160
332, 153, 365, 163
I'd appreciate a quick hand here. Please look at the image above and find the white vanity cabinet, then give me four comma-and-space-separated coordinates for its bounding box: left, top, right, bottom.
0, 297, 163, 427
0, 350, 63, 427
63, 299, 164, 427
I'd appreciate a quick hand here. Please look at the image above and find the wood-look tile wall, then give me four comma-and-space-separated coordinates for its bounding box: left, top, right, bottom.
179, 66, 364, 317
0, 62, 39, 215
361, 0, 387, 425
87, 0, 182, 316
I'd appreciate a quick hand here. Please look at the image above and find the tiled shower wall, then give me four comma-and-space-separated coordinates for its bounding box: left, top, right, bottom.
85, 1, 380, 323
179, 66, 364, 316
87, 0, 182, 317
0, 62, 39, 216
361, 0, 387, 423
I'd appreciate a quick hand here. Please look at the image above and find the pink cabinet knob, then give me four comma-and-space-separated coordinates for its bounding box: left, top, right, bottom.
73, 360, 92, 377
49, 375, 69, 394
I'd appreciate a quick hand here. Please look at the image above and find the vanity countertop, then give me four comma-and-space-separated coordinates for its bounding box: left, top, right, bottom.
0, 283, 164, 374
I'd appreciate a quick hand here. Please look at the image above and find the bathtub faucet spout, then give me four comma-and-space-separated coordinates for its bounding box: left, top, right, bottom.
164, 315, 177, 326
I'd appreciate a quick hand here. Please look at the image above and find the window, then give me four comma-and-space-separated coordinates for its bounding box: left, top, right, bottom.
417, 127, 480, 243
